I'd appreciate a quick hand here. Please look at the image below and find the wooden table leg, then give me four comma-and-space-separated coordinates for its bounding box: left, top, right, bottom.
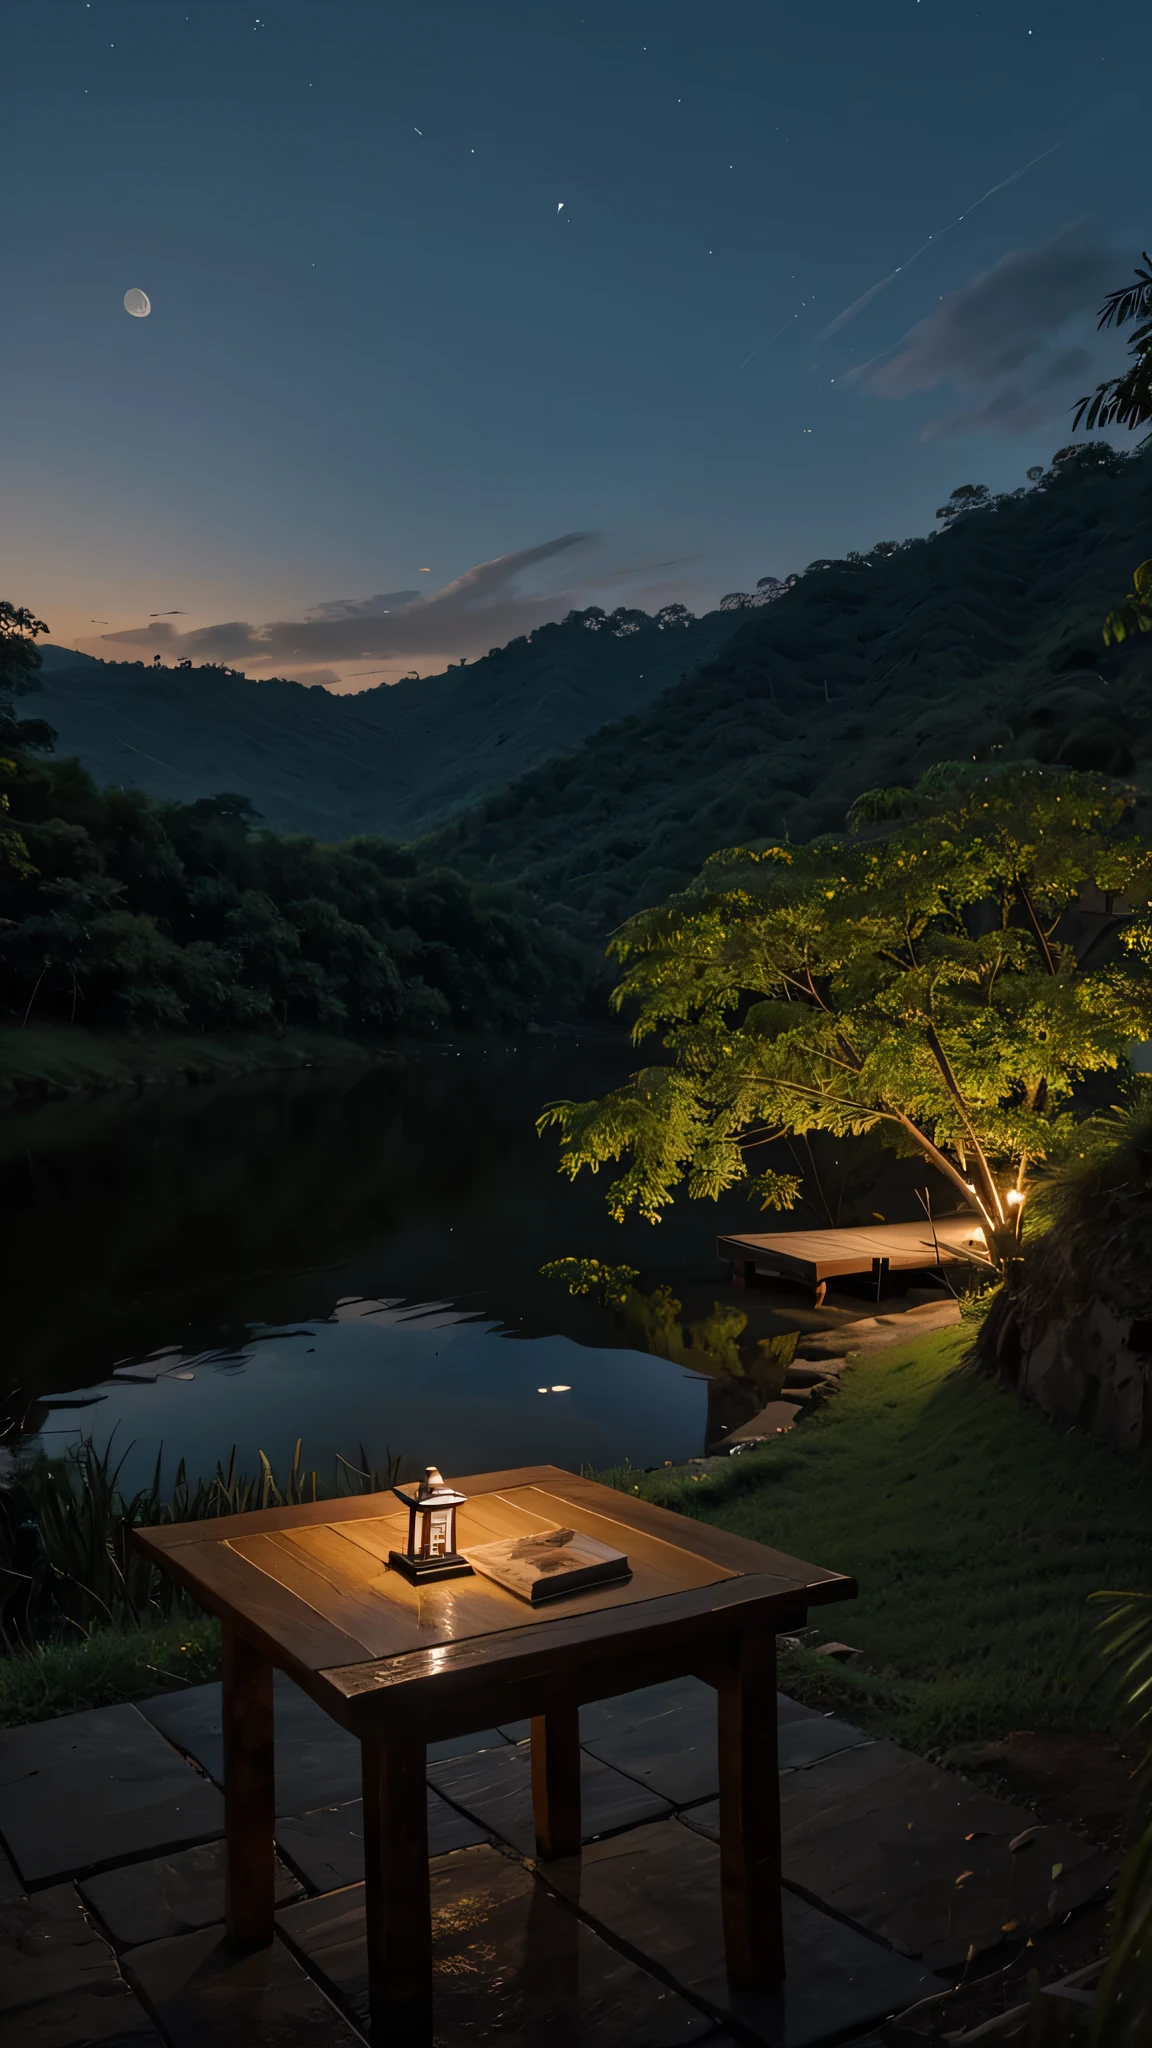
221, 1624, 275, 1950
362, 1730, 433, 2045
531, 1702, 582, 1860
716, 1628, 786, 1989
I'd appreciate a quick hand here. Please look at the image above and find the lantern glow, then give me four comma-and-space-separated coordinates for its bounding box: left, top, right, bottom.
389, 1466, 473, 1583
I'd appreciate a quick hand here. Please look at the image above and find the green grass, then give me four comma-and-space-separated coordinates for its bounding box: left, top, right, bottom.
0, 1613, 221, 1729
6, 1329, 1149, 1746
0, 1022, 393, 1101
601, 1327, 1152, 1756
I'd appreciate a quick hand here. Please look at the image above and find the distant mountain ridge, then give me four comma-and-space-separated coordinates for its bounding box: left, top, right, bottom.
30, 604, 743, 842
424, 444, 1152, 923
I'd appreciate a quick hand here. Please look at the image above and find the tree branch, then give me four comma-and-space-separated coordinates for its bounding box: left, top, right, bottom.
1016, 882, 1058, 977
752, 1076, 989, 1228
921, 1022, 1005, 1225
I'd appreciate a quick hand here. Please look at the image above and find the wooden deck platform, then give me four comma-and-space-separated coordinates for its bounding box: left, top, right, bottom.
718, 1216, 987, 1303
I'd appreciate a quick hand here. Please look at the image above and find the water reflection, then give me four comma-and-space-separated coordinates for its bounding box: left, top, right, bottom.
38, 1301, 713, 1494
3, 1036, 947, 1480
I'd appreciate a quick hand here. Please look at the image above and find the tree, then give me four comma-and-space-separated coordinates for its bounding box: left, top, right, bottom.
0, 603, 53, 882
608, 607, 649, 636
0, 760, 35, 880
538, 769, 1152, 1275
1103, 560, 1152, 647
0, 601, 50, 697
1074, 250, 1152, 432
935, 484, 991, 528
186, 792, 263, 827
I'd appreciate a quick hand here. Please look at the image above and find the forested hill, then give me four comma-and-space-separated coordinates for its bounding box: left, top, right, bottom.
423, 442, 1152, 925
32, 602, 741, 842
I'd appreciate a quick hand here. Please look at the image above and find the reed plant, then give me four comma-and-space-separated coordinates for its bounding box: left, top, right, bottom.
0, 1434, 401, 1651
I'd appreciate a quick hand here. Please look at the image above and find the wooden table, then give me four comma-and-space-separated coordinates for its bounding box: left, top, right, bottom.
135, 1464, 855, 2041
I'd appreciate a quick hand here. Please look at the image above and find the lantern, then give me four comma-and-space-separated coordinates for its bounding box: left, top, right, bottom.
389, 1466, 473, 1583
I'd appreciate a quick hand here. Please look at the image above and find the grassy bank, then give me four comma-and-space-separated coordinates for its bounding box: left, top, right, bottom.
0, 1021, 396, 1103
4, 1327, 1148, 1740
0, 1438, 398, 1725
601, 1327, 1152, 1756
0, 1614, 222, 1729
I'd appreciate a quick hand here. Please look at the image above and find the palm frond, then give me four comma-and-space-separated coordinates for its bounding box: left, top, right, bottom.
1074, 358, 1152, 434
1096, 256, 1152, 332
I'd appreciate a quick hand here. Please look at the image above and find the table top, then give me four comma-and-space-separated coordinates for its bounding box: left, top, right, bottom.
135, 1464, 854, 1733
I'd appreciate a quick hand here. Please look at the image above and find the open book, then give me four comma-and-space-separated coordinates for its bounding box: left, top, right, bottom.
466, 1525, 631, 1605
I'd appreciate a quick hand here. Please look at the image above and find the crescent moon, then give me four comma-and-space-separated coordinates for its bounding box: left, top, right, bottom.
123, 288, 151, 318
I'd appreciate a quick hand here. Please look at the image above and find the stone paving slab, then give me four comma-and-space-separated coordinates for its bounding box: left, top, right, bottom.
4, 1991, 163, 2047
79, 1841, 302, 1950
577, 1680, 817, 1744
122, 1925, 362, 2046
1, 1840, 23, 1900
275, 1790, 489, 1892
778, 1718, 871, 1774
544, 1818, 935, 2047
427, 1725, 513, 1761
681, 1739, 1113, 1971
0, 1707, 224, 1888
577, 1677, 716, 1743
141, 1677, 518, 1801
277, 1843, 718, 2044
581, 1695, 720, 1808
583, 1694, 868, 1808
427, 1738, 671, 1855
0, 1882, 163, 2045
140, 1678, 363, 1817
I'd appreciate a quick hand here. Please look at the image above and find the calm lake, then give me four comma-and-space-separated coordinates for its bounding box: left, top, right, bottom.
2, 1036, 937, 1489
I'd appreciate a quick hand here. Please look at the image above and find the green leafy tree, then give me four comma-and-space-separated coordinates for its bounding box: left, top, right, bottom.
539, 770, 1152, 1274
1075, 251, 1152, 433
0, 593, 591, 1037
1103, 559, 1152, 646
0, 601, 49, 696
935, 483, 991, 527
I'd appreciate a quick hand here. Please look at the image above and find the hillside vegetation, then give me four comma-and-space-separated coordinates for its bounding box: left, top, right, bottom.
32, 601, 741, 842
426, 443, 1152, 923
0, 767, 587, 1038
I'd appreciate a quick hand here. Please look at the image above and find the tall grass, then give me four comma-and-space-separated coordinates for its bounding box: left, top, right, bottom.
0, 1434, 401, 1651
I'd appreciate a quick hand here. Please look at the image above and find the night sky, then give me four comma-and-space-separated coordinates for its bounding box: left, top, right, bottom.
4, 1, 1149, 688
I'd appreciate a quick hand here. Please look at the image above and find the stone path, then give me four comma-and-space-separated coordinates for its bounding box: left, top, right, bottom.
0, 1673, 1114, 2045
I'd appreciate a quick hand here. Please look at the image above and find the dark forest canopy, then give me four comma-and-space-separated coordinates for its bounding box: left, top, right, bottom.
425, 441, 1152, 924
0, 749, 588, 1039
29, 599, 745, 845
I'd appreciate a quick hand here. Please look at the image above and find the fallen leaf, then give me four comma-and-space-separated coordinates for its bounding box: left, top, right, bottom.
1002, 1920, 1018, 1933
965, 1830, 988, 1843
1009, 1827, 1039, 1852
956, 1870, 974, 1885
1052, 1862, 1063, 1879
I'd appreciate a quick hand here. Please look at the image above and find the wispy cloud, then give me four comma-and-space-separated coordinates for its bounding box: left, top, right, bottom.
848, 227, 1122, 437
101, 533, 600, 670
